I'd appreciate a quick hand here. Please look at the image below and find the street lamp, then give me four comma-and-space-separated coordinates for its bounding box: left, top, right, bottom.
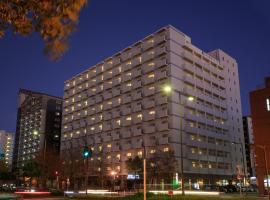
252, 144, 269, 198
231, 141, 246, 196
162, 84, 194, 196
111, 171, 117, 192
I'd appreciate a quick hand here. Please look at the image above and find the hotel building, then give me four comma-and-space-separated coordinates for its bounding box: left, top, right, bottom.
61, 25, 245, 188
12, 89, 62, 172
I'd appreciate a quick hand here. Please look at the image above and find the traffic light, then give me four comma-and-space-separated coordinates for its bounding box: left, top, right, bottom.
83, 146, 92, 158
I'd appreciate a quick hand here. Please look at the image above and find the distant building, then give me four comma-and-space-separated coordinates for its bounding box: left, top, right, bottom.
250, 76, 270, 194
242, 116, 256, 178
12, 89, 62, 173
61, 25, 245, 189
0, 130, 14, 170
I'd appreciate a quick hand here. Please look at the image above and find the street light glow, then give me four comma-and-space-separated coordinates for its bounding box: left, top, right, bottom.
163, 85, 172, 93
188, 96, 194, 101
33, 130, 38, 135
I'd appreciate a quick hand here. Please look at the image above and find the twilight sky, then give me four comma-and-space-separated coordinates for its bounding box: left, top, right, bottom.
0, 0, 269, 133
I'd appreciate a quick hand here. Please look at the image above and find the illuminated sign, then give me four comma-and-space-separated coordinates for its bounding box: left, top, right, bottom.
127, 174, 140, 180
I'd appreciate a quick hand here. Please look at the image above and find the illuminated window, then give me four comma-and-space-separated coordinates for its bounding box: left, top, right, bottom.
71, 106, 74, 111
84, 110, 87, 115
267, 98, 270, 111
127, 152, 132, 157
116, 119, 121, 126
90, 127, 95, 131
101, 65, 104, 71
77, 103, 81, 107
108, 101, 112, 105
72, 98, 75, 103
73, 80, 76, 86
150, 149, 156, 154
76, 130, 80, 134
126, 116, 132, 121
149, 110, 155, 115
66, 83, 70, 87
118, 66, 122, 72
100, 104, 103, 110
137, 151, 143, 156
209, 164, 212, 169
192, 161, 196, 168
163, 147, 169, 152
148, 39, 154, 43
86, 74, 89, 79
191, 135, 196, 141
126, 82, 132, 87
148, 62, 155, 67
118, 77, 121, 83
116, 154, 121, 159
101, 75, 104, 81
107, 144, 111, 148
84, 101, 88, 106
138, 56, 142, 63
107, 155, 111, 159
118, 98, 122, 104
92, 88, 96, 92
91, 117, 95, 120
127, 72, 132, 76
137, 114, 142, 119
148, 73, 155, 78
191, 148, 196, 154
99, 124, 103, 130
109, 70, 112, 74
92, 79, 96, 82
149, 86, 155, 90
126, 61, 132, 65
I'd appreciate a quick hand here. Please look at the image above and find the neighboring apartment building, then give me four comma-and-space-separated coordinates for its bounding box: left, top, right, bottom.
61, 25, 245, 188
250, 76, 270, 194
242, 116, 256, 178
0, 130, 14, 170
12, 89, 62, 172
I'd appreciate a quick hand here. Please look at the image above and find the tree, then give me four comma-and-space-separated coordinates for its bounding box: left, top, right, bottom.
0, 0, 87, 60
22, 160, 42, 186
126, 156, 143, 176
148, 150, 177, 185
126, 156, 143, 190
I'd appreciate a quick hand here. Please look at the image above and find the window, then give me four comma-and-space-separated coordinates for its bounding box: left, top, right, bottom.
149, 110, 155, 115
127, 152, 132, 157
148, 73, 155, 78
126, 116, 132, 121
267, 98, 270, 111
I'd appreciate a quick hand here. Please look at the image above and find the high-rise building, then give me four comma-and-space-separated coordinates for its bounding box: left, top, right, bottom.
242, 116, 256, 178
61, 25, 245, 188
250, 76, 270, 194
12, 89, 62, 172
0, 130, 14, 170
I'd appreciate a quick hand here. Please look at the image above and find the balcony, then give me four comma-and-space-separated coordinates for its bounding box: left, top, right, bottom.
142, 99, 155, 109
121, 128, 132, 138
132, 103, 142, 112
132, 79, 142, 89
131, 126, 142, 136
132, 67, 141, 78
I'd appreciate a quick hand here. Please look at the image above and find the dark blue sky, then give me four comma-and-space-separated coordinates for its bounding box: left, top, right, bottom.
0, 0, 269, 132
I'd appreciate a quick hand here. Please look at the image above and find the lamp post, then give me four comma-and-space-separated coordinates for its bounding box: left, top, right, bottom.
163, 85, 194, 196
231, 141, 246, 196
252, 144, 269, 198
111, 171, 116, 192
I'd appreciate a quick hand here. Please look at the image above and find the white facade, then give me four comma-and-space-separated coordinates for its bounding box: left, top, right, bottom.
0, 130, 14, 170
61, 25, 244, 183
